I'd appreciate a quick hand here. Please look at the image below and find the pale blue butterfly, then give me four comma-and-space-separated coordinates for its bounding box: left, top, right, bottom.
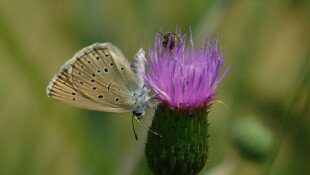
46, 43, 159, 138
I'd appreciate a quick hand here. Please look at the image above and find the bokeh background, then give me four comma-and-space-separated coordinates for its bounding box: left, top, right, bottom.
0, 0, 309, 175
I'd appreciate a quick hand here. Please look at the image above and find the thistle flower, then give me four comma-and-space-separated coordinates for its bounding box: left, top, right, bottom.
143, 28, 229, 175
144, 29, 228, 111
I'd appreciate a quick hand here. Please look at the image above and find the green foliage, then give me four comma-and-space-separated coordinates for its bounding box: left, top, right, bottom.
0, 0, 309, 174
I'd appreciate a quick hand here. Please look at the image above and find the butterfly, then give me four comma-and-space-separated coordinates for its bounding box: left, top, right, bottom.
46, 43, 158, 139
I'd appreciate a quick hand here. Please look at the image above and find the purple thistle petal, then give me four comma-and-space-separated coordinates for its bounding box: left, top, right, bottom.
142, 28, 229, 110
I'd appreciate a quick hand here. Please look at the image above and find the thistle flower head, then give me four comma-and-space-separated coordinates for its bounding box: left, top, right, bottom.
143, 29, 229, 111
144, 28, 230, 175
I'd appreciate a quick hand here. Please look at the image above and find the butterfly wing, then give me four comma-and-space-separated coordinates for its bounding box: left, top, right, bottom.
46, 43, 139, 113
106, 43, 138, 90
46, 66, 128, 112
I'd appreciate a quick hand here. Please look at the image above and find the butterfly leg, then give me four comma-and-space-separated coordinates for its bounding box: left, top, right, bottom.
134, 116, 162, 138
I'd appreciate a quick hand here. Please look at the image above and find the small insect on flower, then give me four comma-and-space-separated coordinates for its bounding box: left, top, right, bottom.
46, 43, 159, 139
158, 32, 180, 51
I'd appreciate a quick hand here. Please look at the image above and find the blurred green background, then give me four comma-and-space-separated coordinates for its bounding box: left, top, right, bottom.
0, 0, 309, 175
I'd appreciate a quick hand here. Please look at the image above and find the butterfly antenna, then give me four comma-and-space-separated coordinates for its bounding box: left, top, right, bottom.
134, 116, 162, 138
132, 115, 139, 140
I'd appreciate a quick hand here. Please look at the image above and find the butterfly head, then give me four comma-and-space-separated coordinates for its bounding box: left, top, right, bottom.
132, 86, 152, 119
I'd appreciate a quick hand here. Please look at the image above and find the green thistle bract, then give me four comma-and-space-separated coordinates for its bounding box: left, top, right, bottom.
146, 106, 209, 175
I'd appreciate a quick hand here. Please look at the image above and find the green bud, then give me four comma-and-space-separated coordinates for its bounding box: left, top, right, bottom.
145, 106, 209, 175
231, 117, 274, 162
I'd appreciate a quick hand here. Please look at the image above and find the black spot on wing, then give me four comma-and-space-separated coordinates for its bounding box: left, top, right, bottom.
108, 83, 112, 91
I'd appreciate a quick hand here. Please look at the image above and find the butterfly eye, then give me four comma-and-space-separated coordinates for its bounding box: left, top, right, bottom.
115, 98, 119, 102
133, 111, 143, 117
